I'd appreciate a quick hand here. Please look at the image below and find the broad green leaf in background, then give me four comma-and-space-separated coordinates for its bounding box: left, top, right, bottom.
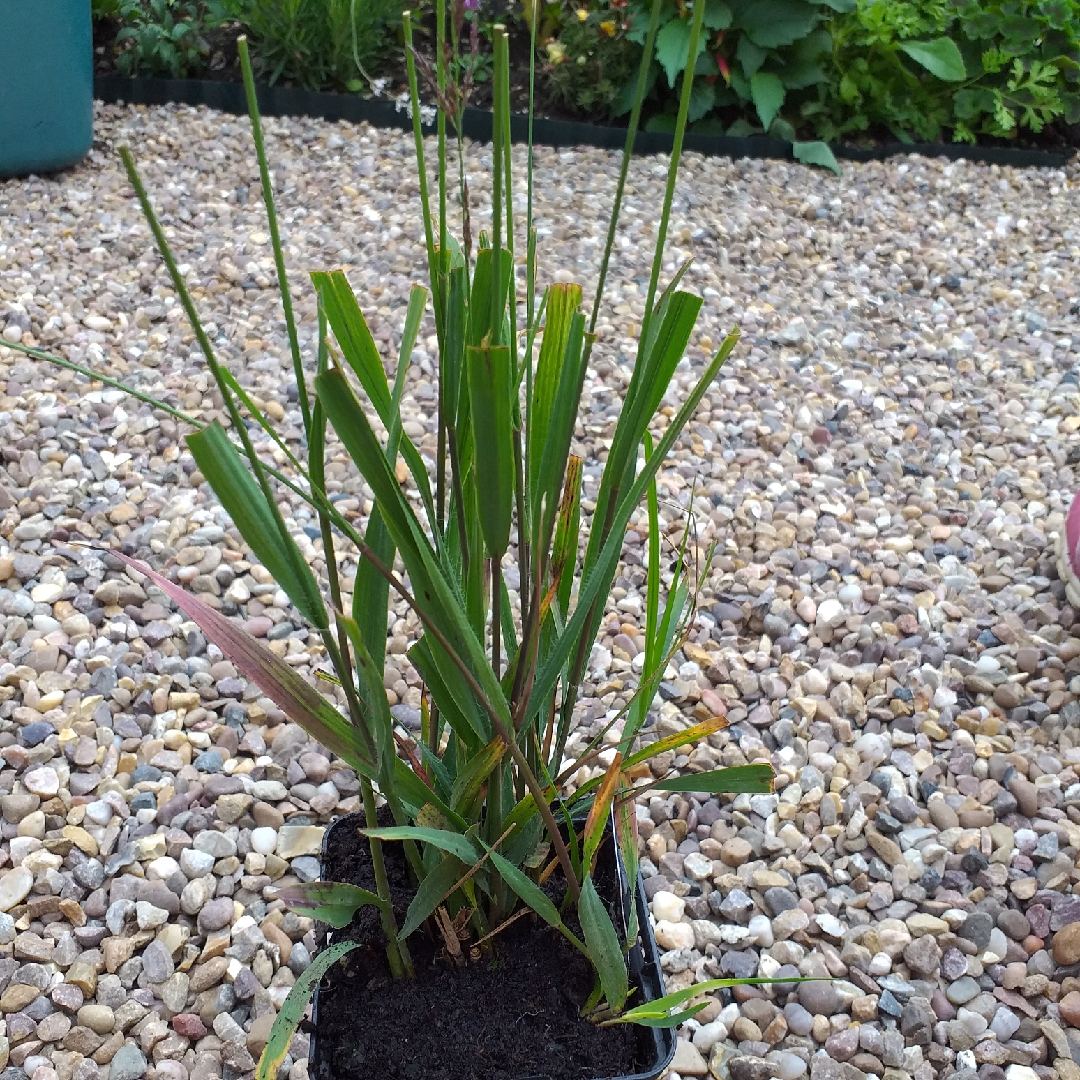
256, 941, 359, 1080
899, 38, 967, 81
793, 140, 841, 173
703, 0, 733, 29
735, 0, 818, 49
274, 882, 388, 927
689, 80, 717, 123
655, 17, 705, 86
783, 28, 833, 89
736, 35, 767, 79
750, 71, 786, 129
578, 876, 628, 1011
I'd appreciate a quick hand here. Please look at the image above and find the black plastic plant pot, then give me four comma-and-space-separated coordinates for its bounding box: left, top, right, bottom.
308, 811, 676, 1080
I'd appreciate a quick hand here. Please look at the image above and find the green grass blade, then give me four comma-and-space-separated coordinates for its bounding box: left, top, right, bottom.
588, 0, 666, 332
524, 332, 739, 731
312, 270, 391, 417
187, 421, 327, 628
274, 882, 388, 928
400, 854, 467, 938
579, 876, 628, 1011
648, 764, 775, 794
109, 551, 375, 775
467, 344, 514, 558
552, 455, 582, 616
316, 368, 512, 731
450, 737, 507, 817
255, 941, 359, 1080
120, 146, 317, 632
238, 37, 310, 439
363, 826, 481, 865
468, 246, 513, 349
638, 0, 708, 351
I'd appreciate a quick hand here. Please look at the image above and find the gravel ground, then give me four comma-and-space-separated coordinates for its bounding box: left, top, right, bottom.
1, 101, 1080, 1080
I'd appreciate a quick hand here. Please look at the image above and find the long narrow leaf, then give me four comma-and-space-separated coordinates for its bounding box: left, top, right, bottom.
582, 754, 622, 873
255, 941, 359, 1080
188, 421, 327, 629
315, 369, 511, 731
400, 853, 468, 938
467, 344, 514, 558
450, 737, 507, 817
484, 846, 588, 955
579, 876, 628, 1011
363, 826, 480, 865
274, 882, 387, 927
525, 331, 739, 731
649, 764, 775, 794
604, 976, 826, 1027
109, 551, 375, 775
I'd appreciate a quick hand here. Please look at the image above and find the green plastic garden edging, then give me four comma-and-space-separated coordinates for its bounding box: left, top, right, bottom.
1, 0, 94, 177
93, 75, 1074, 170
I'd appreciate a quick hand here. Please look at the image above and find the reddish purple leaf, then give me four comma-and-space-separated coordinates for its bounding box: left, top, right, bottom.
110, 551, 374, 774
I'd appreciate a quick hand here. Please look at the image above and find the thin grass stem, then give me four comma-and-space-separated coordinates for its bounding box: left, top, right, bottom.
237, 38, 311, 440
639, 0, 707, 350
587, 0, 665, 334
119, 147, 328, 628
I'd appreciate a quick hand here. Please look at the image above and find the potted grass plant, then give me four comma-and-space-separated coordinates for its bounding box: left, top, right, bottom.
17, 0, 797, 1075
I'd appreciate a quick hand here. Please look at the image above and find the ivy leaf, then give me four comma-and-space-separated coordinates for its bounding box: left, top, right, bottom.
898, 38, 967, 81
817, 0, 854, 9
793, 140, 841, 174
750, 72, 786, 130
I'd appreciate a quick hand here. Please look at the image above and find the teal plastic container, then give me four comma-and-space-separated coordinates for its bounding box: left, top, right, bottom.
0, 0, 93, 177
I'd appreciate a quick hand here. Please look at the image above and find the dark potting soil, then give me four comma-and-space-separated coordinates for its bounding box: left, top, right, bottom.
311, 814, 652, 1080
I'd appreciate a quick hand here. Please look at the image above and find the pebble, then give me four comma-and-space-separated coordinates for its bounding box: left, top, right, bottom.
0, 100, 1078, 1078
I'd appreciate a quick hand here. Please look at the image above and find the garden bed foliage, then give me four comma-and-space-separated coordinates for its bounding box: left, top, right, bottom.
92, 0, 1080, 153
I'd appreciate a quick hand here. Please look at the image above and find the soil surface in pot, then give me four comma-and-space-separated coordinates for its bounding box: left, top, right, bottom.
311, 814, 651, 1080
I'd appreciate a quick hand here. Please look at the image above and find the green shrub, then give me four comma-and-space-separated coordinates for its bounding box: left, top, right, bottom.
235, 0, 404, 90
614, 0, 846, 133
541, 2, 643, 119
106, 0, 236, 78
807, 0, 1080, 142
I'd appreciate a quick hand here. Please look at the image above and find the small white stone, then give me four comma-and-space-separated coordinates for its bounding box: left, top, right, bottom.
654, 920, 695, 950
682, 852, 714, 881
0, 867, 33, 912
748, 914, 774, 947
692, 1021, 727, 1055
251, 827, 279, 855
84, 801, 113, 826
30, 582, 63, 604
146, 856, 181, 881
23, 767, 60, 797
651, 891, 685, 922
135, 901, 170, 930
816, 598, 843, 626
